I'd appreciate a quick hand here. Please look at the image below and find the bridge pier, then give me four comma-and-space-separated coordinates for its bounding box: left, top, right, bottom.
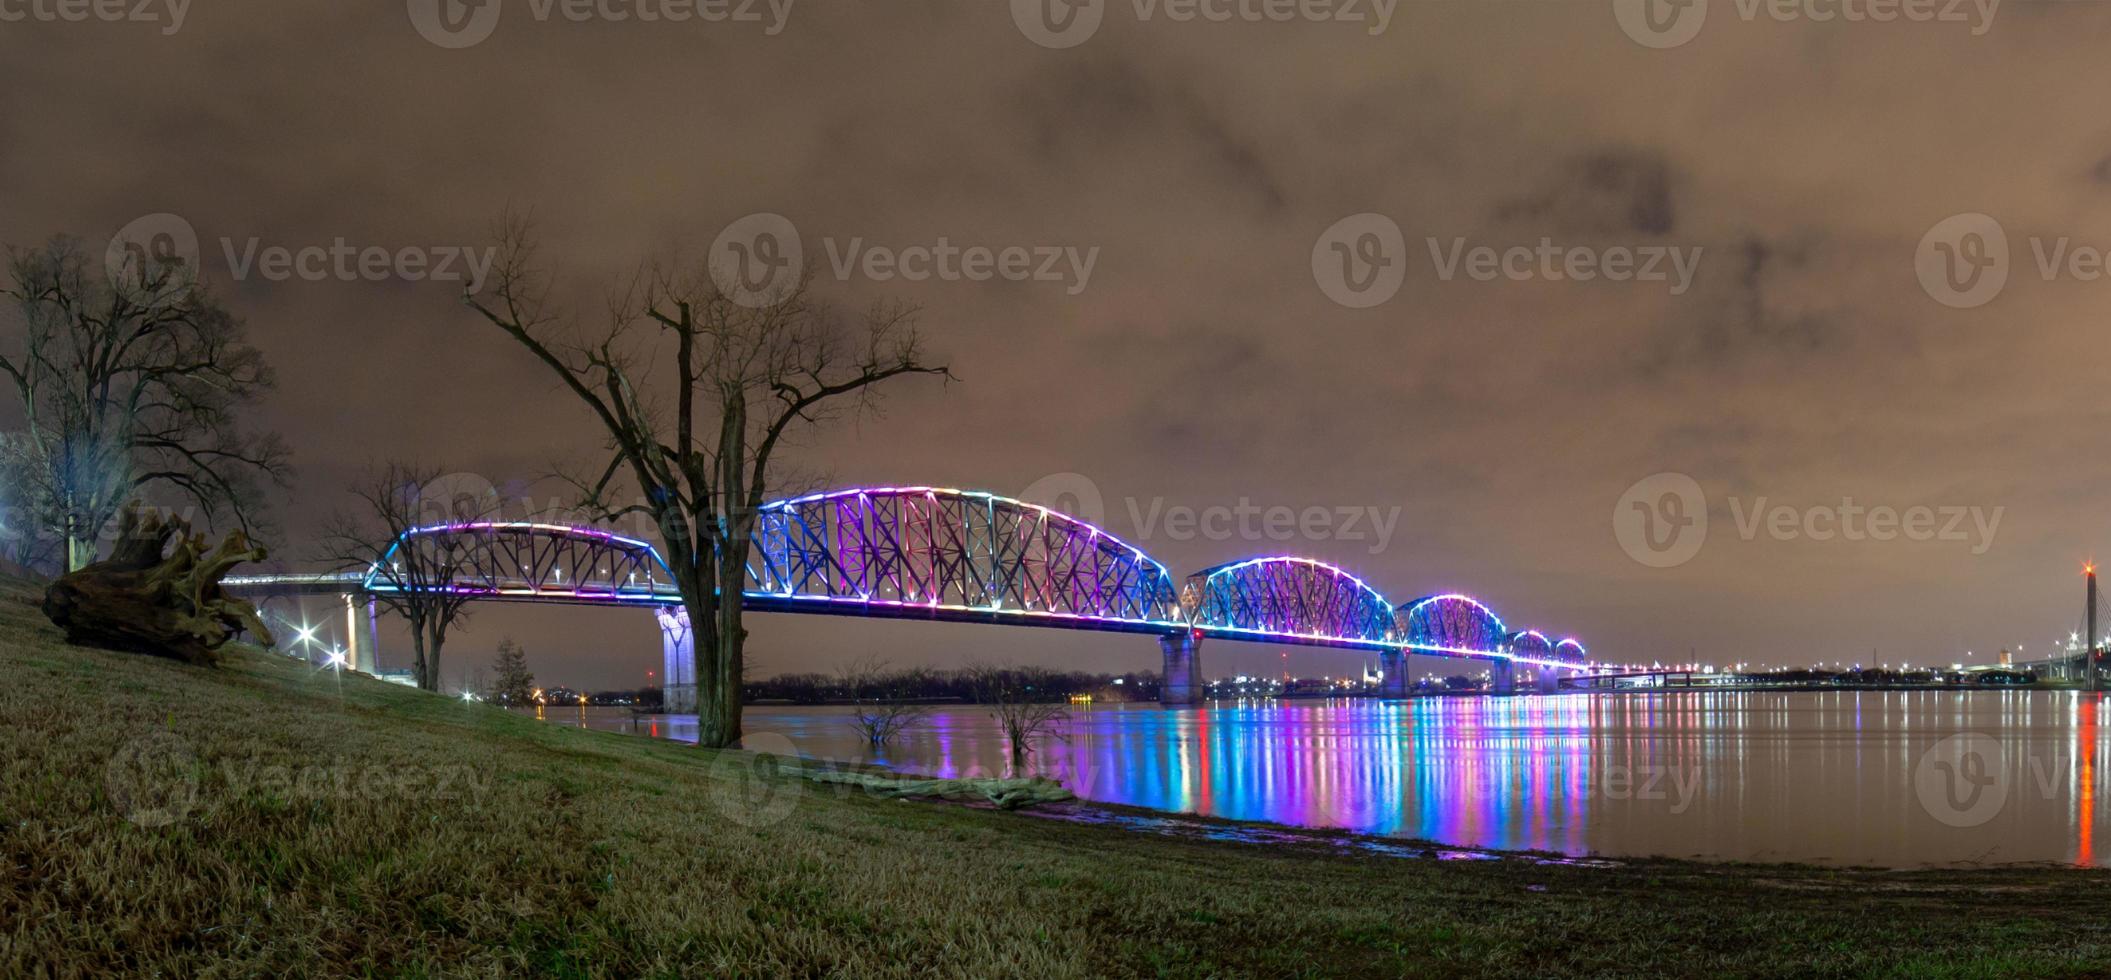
1159, 632, 1203, 705
1536, 667, 1561, 695
344, 594, 380, 674
1490, 659, 1515, 695
658, 607, 696, 713
1379, 650, 1410, 699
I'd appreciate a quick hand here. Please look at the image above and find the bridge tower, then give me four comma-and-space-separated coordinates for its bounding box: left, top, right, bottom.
658, 607, 697, 713
1378, 649, 1410, 698
1159, 631, 1203, 705
2090, 564, 2101, 691
344, 593, 380, 674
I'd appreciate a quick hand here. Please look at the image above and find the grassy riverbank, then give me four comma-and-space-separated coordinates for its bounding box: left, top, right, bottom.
6, 580, 2111, 977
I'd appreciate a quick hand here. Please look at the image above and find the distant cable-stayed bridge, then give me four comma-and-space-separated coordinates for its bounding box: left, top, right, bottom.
226, 486, 1612, 705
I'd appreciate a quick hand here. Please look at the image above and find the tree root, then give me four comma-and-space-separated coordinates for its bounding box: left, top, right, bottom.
41, 503, 275, 665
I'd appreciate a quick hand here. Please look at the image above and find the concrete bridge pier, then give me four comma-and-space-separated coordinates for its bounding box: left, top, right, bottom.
658, 606, 697, 713
1536, 668, 1562, 695
344, 594, 380, 674
1490, 659, 1515, 695
1160, 632, 1203, 705
1379, 649, 1410, 699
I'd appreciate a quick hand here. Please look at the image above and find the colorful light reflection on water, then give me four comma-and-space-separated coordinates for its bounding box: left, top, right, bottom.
541, 690, 2111, 868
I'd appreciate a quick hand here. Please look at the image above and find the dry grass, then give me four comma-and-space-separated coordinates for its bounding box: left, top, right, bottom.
5, 577, 2111, 977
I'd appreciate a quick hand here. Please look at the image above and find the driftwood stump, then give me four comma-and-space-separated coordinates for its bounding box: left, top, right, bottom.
42, 505, 277, 666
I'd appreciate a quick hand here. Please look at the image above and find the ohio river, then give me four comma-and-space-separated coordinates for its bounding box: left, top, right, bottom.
537, 691, 2111, 867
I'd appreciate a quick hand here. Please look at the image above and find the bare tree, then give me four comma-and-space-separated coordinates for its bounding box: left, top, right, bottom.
964, 662, 1071, 772
0, 432, 63, 573
840, 655, 929, 747
0, 237, 290, 570
464, 214, 950, 747
320, 461, 495, 691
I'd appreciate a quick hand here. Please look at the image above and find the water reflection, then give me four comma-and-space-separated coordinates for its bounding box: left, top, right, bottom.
539, 691, 2111, 867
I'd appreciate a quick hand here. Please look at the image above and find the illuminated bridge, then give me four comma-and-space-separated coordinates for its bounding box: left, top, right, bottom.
227, 486, 1609, 705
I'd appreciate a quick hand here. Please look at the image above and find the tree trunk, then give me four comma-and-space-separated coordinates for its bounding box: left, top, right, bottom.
65, 506, 94, 571
408, 619, 429, 689
66, 534, 94, 573
692, 584, 736, 748
421, 619, 446, 691
710, 564, 746, 748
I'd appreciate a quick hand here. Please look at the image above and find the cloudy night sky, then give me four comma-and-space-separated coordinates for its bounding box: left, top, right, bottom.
2, 0, 2104, 688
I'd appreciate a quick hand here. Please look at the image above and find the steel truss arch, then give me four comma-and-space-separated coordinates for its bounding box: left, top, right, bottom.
1553, 637, 1588, 664
1397, 594, 1508, 657
747, 487, 1182, 629
364, 522, 678, 605
1182, 556, 1396, 647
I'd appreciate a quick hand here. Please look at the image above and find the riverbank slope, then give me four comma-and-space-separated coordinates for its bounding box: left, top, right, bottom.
5, 578, 2110, 977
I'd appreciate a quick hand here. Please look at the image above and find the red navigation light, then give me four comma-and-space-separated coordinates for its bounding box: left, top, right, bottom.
2088, 562, 2098, 577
